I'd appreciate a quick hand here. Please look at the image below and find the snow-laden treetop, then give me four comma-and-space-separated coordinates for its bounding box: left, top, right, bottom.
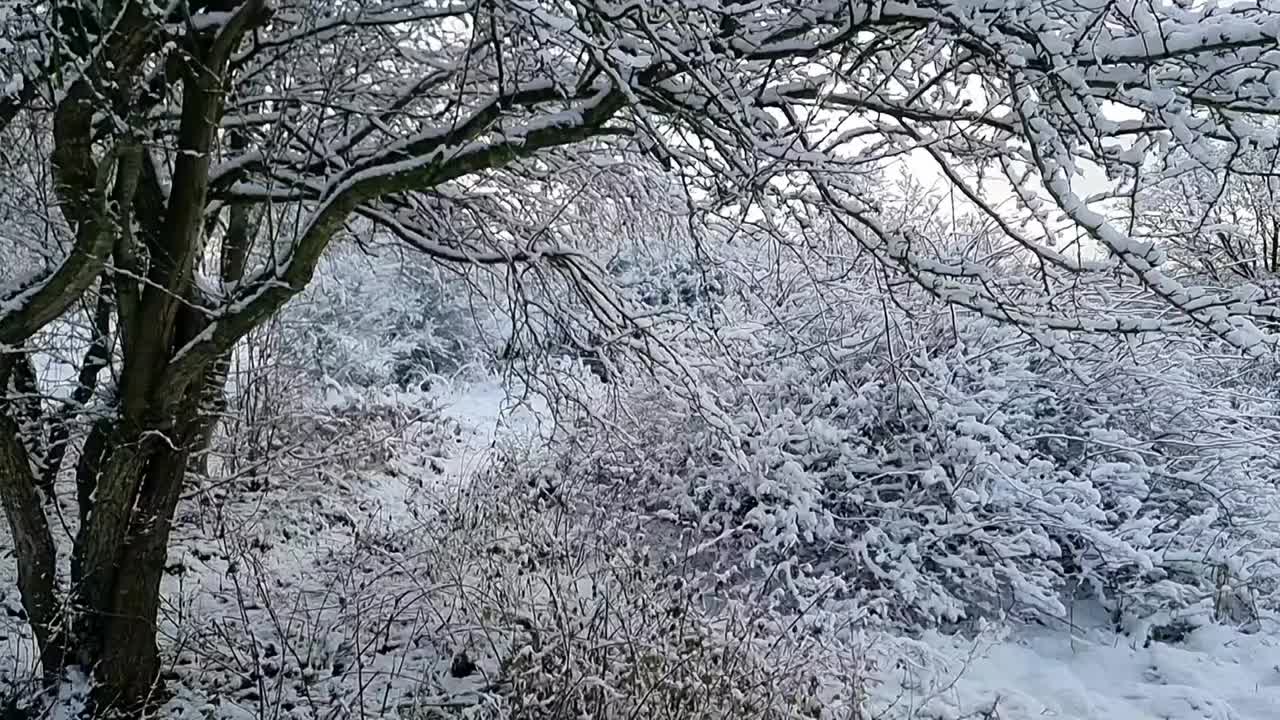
2, 0, 1280, 357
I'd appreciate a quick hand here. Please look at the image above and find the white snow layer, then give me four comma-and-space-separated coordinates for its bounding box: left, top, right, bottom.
875, 618, 1280, 720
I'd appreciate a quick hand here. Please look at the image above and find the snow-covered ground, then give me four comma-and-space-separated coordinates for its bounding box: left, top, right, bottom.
429, 376, 550, 460
2, 377, 1278, 720
874, 619, 1280, 720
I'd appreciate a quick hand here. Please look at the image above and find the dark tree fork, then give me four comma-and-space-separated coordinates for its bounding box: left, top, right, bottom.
2, 0, 1280, 713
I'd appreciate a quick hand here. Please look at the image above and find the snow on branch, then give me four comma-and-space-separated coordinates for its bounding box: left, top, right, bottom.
8, 0, 1280, 384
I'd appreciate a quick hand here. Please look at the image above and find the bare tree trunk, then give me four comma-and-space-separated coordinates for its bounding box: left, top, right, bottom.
62, 381, 207, 713
0, 413, 65, 684
93, 435, 194, 711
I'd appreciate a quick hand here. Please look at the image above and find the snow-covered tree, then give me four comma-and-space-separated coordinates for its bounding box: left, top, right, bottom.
5, 0, 1280, 711
1141, 141, 1280, 285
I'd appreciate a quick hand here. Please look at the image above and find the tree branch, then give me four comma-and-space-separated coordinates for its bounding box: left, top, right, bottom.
162, 89, 628, 393
0, 88, 118, 345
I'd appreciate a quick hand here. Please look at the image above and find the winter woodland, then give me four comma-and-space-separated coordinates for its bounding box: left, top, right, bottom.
1, 0, 1280, 718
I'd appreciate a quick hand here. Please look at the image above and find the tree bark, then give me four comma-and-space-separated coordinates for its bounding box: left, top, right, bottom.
0, 409, 64, 685
62, 378, 209, 712
92, 430, 196, 712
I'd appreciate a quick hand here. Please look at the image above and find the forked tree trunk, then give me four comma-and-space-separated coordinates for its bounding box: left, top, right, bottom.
66, 381, 212, 713
0, 360, 213, 714
88, 438, 194, 710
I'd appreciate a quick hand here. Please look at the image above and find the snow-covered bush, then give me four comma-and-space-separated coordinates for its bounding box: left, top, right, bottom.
152, 431, 868, 720
553, 261, 1280, 640
202, 245, 494, 481
408, 449, 867, 720
287, 247, 496, 390
609, 253, 727, 317
162, 405, 466, 720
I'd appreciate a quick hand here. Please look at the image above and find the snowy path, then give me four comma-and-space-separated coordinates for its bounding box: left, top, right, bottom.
157, 378, 528, 718
429, 377, 547, 468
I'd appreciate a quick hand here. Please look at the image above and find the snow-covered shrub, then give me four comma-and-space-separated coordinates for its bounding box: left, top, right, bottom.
203, 243, 491, 482
553, 266, 1280, 639
609, 253, 727, 317
287, 247, 496, 390
157, 433, 865, 720
401, 449, 866, 720
160, 395, 468, 720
